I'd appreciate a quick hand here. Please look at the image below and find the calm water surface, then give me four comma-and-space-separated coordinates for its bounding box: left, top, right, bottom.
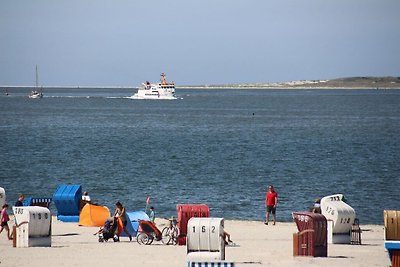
1, 88, 399, 224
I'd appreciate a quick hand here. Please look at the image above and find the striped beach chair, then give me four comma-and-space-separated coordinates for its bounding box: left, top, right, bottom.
188, 262, 234, 267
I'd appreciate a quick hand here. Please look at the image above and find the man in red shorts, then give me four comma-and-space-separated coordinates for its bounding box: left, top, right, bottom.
265, 185, 278, 225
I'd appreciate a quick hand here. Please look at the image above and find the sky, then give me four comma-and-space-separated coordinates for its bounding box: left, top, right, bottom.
0, 0, 399, 86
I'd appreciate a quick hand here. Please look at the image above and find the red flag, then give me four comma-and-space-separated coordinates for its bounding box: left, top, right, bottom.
146, 196, 151, 205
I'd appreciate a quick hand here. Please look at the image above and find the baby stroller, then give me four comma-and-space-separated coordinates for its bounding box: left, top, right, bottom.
136, 220, 162, 245
96, 217, 119, 242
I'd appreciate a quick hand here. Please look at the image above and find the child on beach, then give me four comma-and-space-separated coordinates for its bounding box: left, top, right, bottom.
0, 204, 12, 240
149, 206, 155, 223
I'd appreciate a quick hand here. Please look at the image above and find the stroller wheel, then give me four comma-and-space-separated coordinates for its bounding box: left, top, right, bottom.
98, 237, 104, 243
137, 232, 153, 245
113, 236, 119, 242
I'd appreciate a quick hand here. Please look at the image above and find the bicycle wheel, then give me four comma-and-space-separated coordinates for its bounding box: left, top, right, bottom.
171, 227, 180, 245
147, 234, 154, 245
161, 227, 171, 245
137, 232, 150, 245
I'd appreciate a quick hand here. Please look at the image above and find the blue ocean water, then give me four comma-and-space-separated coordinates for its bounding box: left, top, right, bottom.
1, 88, 399, 224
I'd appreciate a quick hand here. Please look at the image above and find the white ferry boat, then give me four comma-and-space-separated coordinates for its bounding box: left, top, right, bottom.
130, 73, 176, 100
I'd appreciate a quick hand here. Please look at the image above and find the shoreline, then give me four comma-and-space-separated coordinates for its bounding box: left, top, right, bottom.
177, 86, 399, 90
0, 217, 391, 267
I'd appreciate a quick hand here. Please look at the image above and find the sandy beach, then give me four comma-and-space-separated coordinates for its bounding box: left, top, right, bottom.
0, 217, 390, 267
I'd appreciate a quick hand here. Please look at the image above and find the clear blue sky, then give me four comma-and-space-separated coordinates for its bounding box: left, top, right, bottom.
1, 0, 399, 86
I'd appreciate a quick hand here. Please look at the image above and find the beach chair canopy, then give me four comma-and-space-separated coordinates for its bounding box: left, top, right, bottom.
0, 187, 5, 208
53, 184, 82, 215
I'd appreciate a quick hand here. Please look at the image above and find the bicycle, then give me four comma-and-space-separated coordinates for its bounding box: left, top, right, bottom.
161, 217, 180, 245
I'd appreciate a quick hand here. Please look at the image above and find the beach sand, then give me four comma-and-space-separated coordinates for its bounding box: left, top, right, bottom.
0, 217, 391, 267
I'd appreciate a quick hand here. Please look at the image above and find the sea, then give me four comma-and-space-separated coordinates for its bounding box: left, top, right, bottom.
1, 87, 399, 225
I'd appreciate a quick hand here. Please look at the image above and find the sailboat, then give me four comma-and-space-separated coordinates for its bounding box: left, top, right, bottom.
29, 65, 43, 99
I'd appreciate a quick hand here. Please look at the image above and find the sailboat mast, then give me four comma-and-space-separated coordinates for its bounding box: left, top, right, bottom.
35, 65, 39, 88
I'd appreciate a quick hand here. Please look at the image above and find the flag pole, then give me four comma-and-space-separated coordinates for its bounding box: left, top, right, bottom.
145, 196, 150, 213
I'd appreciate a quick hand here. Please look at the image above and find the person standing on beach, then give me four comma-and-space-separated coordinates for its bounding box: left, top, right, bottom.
114, 201, 132, 241
265, 185, 278, 225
